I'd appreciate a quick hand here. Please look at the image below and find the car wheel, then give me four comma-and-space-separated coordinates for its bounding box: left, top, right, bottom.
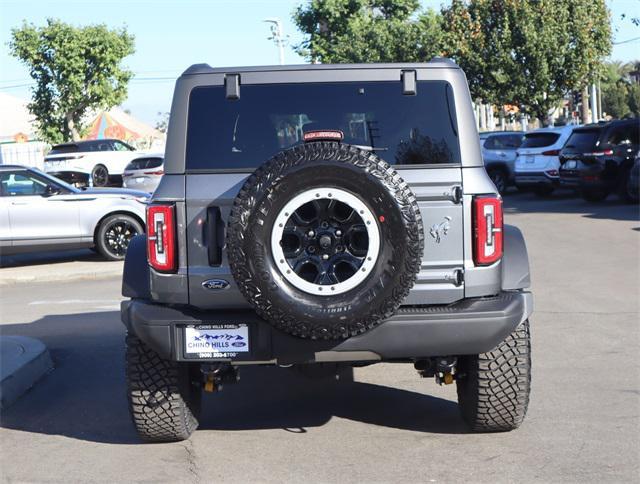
126, 334, 201, 442
617, 167, 639, 204
227, 141, 424, 340
91, 164, 109, 187
96, 214, 143, 261
457, 319, 531, 432
581, 188, 609, 202
487, 168, 508, 194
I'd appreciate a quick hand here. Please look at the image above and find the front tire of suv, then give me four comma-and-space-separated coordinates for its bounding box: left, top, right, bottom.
617, 167, 638, 204
125, 334, 201, 442
456, 319, 531, 432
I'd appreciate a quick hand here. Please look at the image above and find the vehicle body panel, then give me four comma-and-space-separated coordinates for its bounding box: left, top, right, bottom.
515, 125, 575, 188
0, 166, 148, 254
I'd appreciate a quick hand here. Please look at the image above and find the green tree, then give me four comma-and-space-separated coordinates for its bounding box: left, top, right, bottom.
293, 0, 442, 63
440, 0, 612, 123
9, 19, 135, 143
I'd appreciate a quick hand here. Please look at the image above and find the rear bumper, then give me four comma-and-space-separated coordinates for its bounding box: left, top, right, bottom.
514, 172, 559, 187
121, 291, 533, 363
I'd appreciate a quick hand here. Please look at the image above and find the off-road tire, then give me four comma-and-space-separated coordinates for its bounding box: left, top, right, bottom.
125, 334, 201, 442
456, 319, 531, 432
227, 141, 424, 340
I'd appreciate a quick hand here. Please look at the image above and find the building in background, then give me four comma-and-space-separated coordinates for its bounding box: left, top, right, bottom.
0, 94, 165, 169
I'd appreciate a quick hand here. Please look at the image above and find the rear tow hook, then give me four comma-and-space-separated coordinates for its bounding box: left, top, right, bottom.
414, 356, 458, 385
201, 364, 240, 393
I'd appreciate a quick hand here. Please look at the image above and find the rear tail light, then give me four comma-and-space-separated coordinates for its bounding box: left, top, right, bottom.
541, 149, 560, 156
146, 204, 177, 272
545, 169, 559, 177
473, 196, 503, 266
585, 149, 613, 156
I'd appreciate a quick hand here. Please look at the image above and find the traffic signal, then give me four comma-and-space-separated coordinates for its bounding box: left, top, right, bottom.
573, 91, 582, 105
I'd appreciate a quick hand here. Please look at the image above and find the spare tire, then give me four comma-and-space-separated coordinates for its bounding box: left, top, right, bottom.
227, 142, 424, 340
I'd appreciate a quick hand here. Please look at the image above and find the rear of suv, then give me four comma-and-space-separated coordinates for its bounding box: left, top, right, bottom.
514, 125, 575, 196
559, 119, 639, 202
121, 61, 533, 442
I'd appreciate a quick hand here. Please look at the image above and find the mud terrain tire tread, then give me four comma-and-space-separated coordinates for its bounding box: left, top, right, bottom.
456, 319, 531, 432
125, 334, 200, 442
227, 142, 424, 340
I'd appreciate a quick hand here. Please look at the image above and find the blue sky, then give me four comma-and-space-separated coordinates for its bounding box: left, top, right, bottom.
1, 0, 639, 127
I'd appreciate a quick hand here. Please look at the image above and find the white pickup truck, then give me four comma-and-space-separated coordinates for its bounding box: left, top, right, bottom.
44, 138, 143, 187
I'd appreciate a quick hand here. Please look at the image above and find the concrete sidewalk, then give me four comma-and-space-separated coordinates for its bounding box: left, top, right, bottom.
0, 249, 123, 286
0, 336, 53, 409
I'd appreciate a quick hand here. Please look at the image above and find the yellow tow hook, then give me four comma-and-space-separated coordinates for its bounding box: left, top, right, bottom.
204, 374, 216, 393
443, 372, 454, 385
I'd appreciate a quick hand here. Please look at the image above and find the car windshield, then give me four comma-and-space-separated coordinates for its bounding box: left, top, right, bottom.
520, 132, 561, 148
186, 81, 461, 170
563, 129, 601, 151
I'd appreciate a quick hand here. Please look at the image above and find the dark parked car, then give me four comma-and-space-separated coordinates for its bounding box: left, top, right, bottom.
481, 131, 523, 193
559, 119, 639, 202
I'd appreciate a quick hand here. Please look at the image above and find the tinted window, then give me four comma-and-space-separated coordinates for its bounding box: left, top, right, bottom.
521, 132, 561, 148
126, 157, 163, 170
49, 144, 79, 155
563, 129, 601, 151
186, 81, 460, 170
607, 123, 639, 146
485, 134, 522, 150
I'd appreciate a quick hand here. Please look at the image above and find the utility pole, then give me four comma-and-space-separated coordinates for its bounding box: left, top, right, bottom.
264, 18, 285, 65
590, 83, 598, 122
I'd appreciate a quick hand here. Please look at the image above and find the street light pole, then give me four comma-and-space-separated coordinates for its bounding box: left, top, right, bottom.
264, 18, 285, 65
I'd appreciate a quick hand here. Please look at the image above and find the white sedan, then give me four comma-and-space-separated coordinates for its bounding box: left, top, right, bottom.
0, 165, 149, 260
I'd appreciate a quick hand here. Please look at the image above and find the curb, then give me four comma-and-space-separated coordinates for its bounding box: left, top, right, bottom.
0, 336, 54, 409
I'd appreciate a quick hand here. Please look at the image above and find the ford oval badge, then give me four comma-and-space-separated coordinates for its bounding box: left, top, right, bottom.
202, 279, 230, 291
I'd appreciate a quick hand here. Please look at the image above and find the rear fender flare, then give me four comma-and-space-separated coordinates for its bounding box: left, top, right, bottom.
501, 225, 530, 290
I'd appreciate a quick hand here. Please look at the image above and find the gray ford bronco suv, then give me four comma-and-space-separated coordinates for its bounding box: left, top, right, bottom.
121, 59, 533, 442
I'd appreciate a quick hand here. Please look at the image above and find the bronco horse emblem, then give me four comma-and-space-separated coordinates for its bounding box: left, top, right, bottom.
429, 216, 452, 243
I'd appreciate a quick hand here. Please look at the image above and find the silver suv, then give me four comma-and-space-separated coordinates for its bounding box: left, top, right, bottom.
121, 60, 533, 442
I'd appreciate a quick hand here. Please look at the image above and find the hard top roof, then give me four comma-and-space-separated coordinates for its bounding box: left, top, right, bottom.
181, 59, 459, 77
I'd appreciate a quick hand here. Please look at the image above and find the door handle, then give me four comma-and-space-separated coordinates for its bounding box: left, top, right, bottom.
10, 201, 28, 205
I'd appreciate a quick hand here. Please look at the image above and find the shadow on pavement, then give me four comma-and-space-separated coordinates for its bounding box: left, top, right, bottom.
503, 190, 640, 223
0, 311, 465, 445
0, 249, 107, 268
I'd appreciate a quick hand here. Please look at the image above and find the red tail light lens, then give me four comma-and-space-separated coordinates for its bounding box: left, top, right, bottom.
585, 149, 613, 156
146, 204, 176, 272
541, 149, 560, 156
473, 196, 503, 266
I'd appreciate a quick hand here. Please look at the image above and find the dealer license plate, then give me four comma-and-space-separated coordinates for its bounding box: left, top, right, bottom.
563, 160, 577, 169
526, 155, 535, 163
184, 324, 249, 358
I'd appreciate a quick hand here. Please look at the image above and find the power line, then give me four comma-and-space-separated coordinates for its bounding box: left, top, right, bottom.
613, 36, 640, 45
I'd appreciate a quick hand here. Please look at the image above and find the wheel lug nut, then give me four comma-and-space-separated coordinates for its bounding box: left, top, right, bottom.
336, 230, 342, 236
308, 230, 315, 237
322, 254, 329, 260
308, 246, 316, 253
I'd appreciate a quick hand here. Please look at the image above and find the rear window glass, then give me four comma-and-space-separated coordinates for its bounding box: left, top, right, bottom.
49, 141, 113, 154
484, 134, 522, 150
126, 157, 163, 170
186, 81, 460, 170
49, 144, 79, 155
520, 132, 561, 148
564, 129, 601, 151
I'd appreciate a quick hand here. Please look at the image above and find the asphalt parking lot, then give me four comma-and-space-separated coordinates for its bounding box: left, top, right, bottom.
0, 190, 638, 483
